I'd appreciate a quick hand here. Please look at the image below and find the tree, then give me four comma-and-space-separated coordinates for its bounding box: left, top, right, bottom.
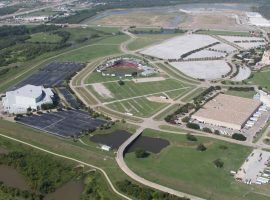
118, 80, 125, 86
202, 127, 212, 133
186, 122, 200, 130
181, 116, 190, 123
213, 159, 224, 168
232, 133, 246, 141
197, 144, 207, 152
186, 133, 197, 141
135, 149, 149, 158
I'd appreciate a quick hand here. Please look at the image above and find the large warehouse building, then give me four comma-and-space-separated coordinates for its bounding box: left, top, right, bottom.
3, 84, 54, 114
191, 94, 262, 130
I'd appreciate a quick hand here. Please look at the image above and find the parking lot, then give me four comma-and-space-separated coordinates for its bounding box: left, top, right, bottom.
59, 88, 81, 109
235, 149, 270, 184
14, 62, 85, 88
16, 109, 106, 138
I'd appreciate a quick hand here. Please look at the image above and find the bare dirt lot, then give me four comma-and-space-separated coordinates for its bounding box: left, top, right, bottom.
147, 96, 173, 103
92, 83, 113, 98
132, 77, 166, 83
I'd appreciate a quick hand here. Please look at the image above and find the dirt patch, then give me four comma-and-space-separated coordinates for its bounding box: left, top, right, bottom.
92, 83, 113, 98
147, 96, 173, 103
0, 147, 8, 155
133, 76, 165, 83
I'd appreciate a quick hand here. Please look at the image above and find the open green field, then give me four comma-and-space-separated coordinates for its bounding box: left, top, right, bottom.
225, 90, 256, 99
106, 97, 168, 118
128, 34, 180, 51
196, 30, 251, 36
27, 32, 62, 43
125, 129, 270, 200
89, 78, 188, 102
153, 104, 181, 121
181, 87, 206, 102
165, 87, 192, 100
57, 35, 129, 62
248, 71, 270, 92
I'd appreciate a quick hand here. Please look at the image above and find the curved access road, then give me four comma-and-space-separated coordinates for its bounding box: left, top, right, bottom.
116, 127, 205, 200
0, 133, 132, 200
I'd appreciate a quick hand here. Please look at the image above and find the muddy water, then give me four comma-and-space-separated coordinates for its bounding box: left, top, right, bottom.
45, 180, 84, 200
0, 165, 30, 190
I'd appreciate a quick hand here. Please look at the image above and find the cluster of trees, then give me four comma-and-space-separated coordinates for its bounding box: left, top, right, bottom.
165, 103, 194, 123
116, 179, 189, 200
0, 151, 75, 194
0, 181, 42, 200
129, 28, 186, 35
135, 149, 150, 158
0, 25, 70, 68
213, 159, 224, 168
228, 87, 254, 92
193, 86, 221, 107
0, 5, 19, 16
186, 122, 200, 130
232, 133, 247, 141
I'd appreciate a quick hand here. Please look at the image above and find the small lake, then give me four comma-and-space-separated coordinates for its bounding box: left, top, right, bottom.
0, 165, 30, 190
90, 130, 169, 154
45, 180, 84, 200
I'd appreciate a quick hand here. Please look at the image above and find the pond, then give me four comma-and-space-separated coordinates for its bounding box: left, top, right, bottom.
44, 180, 84, 200
90, 130, 169, 154
0, 165, 30, 190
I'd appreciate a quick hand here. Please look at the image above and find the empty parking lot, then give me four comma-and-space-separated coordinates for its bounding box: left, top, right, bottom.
16, 109, 106, 138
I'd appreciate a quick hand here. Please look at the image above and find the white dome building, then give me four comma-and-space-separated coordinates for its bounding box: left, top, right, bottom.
3, 85, 54, 114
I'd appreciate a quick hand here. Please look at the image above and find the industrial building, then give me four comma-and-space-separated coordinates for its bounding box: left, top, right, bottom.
191, 94, 262, 130
2, 85, 54, 114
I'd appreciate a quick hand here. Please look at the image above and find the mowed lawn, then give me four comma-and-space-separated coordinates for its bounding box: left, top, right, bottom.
106, 97, 168, 117
89, 78, 189, 102
125, 129, 270, 200
128, 34, 180, 51
248, 70, 270, 92
57, 35, 129, 62
225, 90, 256, 99
27, 32, 63, 43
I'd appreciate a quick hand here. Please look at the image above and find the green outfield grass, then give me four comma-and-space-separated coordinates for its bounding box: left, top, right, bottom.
89, 79, 188, 102
125, 129, 270, 200
196, 30, 251, 36
106, 97, 168, 118
27, 32, 62, 43
128, 34, 179, 51
248, 71, 270, 92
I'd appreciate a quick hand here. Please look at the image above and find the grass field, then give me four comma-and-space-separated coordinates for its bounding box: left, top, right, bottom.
0, 119, 134, 200
196, 30, 251, 36
27, 32, 63, 43
125, 129, 270, 200
181, 87, 206, 102
128, 34, 180, 51
248, 71, 270, 92
89, 79, 188, 102
225, 90, 256, 99
153, 104, 181, 121
165, 87, 192, 100
106, 97, 168, 118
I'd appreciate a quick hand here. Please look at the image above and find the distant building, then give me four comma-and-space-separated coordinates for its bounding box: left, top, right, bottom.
2, 85, 54, 114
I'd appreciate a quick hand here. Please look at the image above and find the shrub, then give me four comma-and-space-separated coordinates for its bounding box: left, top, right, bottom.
213, 159, 224, 168
186, 122, 200, 130
197, 144, 207, 152
232, 133, 246, 141
181, 116, 190, 123
202, 127, 212, 133
135, 149, 149, 158
186, 133, 197, 141
118, 80, 125, 86
214, 130, 220, 135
